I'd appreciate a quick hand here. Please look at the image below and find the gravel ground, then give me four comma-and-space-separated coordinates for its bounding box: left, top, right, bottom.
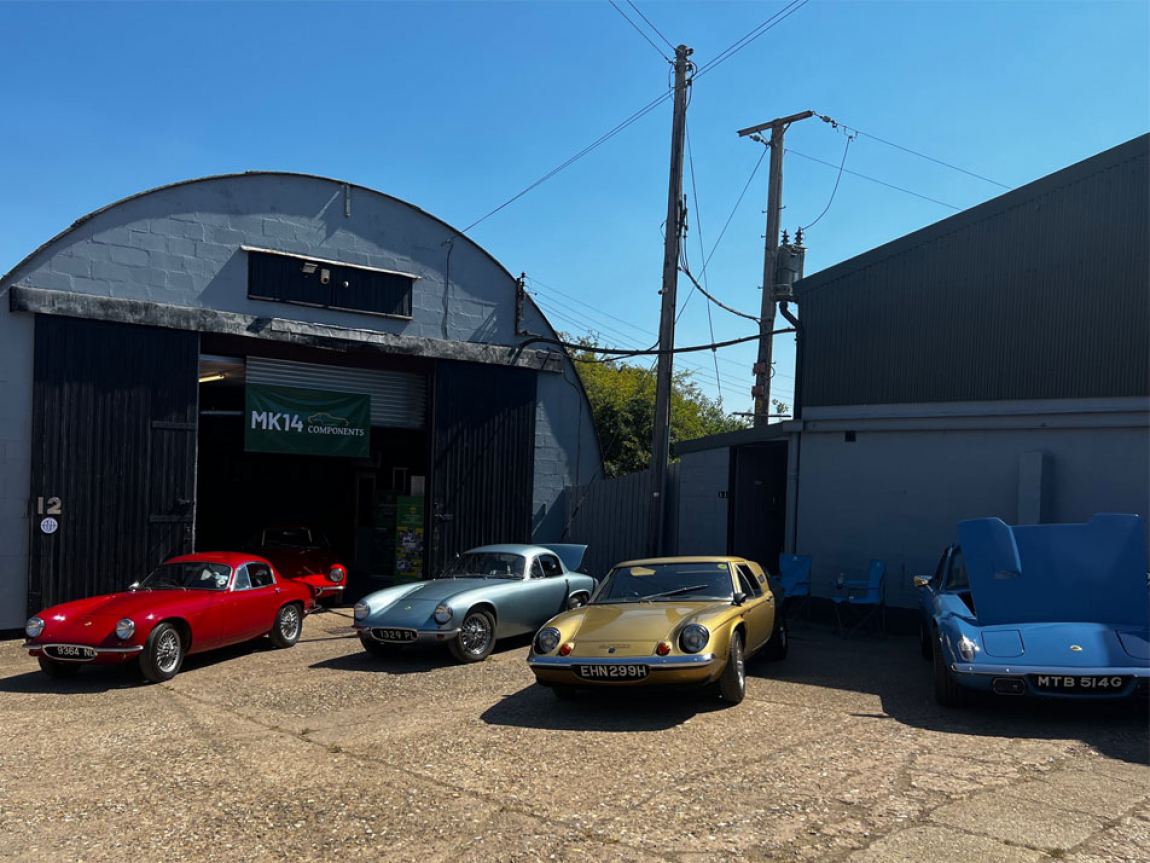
1, 611, 1146, 862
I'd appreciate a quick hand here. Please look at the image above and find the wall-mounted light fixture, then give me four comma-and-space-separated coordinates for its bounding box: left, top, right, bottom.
198, 373, 226, 384
301, 261, 318, 275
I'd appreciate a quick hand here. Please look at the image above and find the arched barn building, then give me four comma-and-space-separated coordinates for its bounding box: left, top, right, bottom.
0, 173, 601, 627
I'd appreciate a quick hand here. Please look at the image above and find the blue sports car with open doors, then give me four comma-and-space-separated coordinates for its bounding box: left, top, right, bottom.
917, 514, 1149, 706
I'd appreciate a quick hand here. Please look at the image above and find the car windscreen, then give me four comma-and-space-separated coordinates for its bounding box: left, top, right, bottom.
591, 562, 735, 603
440, 552, 526, 580
262, 528, 317, 548
138, 562, 231, 591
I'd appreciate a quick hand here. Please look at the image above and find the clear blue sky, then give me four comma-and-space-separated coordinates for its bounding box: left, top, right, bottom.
2, 1, 1147, 417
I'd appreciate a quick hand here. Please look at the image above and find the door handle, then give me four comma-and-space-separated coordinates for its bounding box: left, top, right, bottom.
275, 587, 281, 595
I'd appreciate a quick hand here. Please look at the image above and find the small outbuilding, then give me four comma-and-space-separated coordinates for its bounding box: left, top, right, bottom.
675, 134, 1149, 612
0, 173, 600, 627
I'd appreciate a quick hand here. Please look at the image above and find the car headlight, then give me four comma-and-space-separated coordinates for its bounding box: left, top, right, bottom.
25, 616, 44, 639
115, 618, 135, 640
327, 565, 345, 584
957, 635, 978, 661
433, 604, 453, 624
679, 624, 709, 654
353, 601, 369, 621
535, 627, 561, 654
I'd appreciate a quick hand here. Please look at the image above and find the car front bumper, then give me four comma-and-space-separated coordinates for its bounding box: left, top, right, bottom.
950, 661, 1150, 698
527, 652, 722, 688
24, 643, 145, 664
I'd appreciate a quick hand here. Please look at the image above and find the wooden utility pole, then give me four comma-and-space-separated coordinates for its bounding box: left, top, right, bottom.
737, 110, 813, 426
650, 44, 692, 556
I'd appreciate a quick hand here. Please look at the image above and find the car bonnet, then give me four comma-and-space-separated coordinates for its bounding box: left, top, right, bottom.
958, 514, 1149, 627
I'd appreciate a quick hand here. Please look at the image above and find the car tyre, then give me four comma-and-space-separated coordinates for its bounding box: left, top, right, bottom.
269, 603, 303, 649
448, 609, 496, 663
932, 631, 967, 708
566, 593, 588, 610
763, 608, 788, 661
718, 631, 747, 705
359, 633, 403, 658
140, 622, 184, 683
919, 622, 933, 660
38, 656, 80, 679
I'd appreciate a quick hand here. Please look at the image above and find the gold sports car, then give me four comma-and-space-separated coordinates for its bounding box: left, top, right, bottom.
527, 556, 787, 704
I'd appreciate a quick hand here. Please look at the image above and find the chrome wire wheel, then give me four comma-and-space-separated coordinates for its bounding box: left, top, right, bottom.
460, 614, 492, 656
734, 638, 746, 688
279, 605, 301, 641
156, 629, 181, 674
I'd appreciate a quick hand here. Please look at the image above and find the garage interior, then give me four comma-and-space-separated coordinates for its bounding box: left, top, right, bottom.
196, 336, 432, 592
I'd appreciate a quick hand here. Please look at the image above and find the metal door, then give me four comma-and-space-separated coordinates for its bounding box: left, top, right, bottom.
430, 360, 536, 574
28, 316, 198, 613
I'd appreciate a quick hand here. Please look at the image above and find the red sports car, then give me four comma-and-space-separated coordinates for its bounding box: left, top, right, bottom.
23, 552, 313, 683
248, 526, 348, 605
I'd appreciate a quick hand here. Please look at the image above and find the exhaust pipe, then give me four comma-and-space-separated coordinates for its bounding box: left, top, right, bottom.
992, 677, 1026, 695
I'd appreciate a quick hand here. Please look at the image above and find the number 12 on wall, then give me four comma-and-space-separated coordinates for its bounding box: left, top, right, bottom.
36, 497, 62, 515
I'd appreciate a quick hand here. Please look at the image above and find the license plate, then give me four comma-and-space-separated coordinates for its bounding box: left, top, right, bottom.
575, 664, 649, 680
45, 645, 97, 661
1031, 674, 1129, 692
372, 628, 417, 643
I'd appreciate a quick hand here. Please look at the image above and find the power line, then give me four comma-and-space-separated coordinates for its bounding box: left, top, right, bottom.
461, 87, 673, 234
684, 119, 726, 404
818, 115, 1012, 190
607, 0, 671, 62
694, 0, 811, 80
788, 148, 963, 211
626, 1, 676, 52
526, 275, 755, 377
801, 131, 853, 230
526, 328, 794, 362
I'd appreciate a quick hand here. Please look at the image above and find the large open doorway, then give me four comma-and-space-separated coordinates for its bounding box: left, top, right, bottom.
195, 337, 432, 599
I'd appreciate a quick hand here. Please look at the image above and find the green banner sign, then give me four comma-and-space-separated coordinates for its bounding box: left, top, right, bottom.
244, 383, 370, 458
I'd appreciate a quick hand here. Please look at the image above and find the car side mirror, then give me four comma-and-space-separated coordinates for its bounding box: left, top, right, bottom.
913, 576, 931, 588
733, 591, 748, 606
128, 581, 140, 591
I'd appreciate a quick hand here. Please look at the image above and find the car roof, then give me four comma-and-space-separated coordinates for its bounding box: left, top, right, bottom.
166, 551, 271, 567
467, 544, 561, 557
613, 556, 752, 567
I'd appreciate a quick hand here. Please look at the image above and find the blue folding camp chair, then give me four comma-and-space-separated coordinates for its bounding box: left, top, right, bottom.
832, 559, 886, 638
777, 553, 812, 626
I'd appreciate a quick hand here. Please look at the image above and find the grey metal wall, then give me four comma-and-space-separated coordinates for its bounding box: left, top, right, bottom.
560, 464, 680, 579
795, 135, 1149, 407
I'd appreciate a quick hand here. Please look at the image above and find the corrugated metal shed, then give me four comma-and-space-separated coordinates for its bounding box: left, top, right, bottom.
795, 135, 1149, 407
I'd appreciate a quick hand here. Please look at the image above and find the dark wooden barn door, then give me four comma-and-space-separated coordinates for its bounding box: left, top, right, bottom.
727, 442, 788, 574
28, 316, 198, 613
430, 361, 536, 575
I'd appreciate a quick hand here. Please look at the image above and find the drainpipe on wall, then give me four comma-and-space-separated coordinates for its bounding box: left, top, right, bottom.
777, 299, 803, 554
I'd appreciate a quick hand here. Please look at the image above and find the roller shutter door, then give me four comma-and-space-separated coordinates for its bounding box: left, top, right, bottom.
246, 356, 426, 429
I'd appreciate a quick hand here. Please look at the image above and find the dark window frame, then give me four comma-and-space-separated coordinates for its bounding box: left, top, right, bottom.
245, 247, 416, 320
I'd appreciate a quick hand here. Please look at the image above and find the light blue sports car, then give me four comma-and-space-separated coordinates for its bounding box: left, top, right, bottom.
917, 514, 1150, 706
353, 544, 595, 663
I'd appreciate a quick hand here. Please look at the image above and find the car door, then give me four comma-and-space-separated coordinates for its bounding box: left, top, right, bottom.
498, 555, 567, 635
920, 547, 952, 627
735, 563, 775, 653
224, 562, 280, 644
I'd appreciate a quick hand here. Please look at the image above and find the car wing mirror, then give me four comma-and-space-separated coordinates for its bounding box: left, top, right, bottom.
732, 591, 748, 606
913, 576, 931, 588
128, 581, 140, 591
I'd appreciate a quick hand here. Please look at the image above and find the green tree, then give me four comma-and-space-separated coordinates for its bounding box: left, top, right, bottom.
566, 337, 750, 477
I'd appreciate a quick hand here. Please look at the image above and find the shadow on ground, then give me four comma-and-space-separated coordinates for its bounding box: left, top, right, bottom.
310, 632, 535, 675
480, 681, 725, 732
755, 627, 1150, 764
